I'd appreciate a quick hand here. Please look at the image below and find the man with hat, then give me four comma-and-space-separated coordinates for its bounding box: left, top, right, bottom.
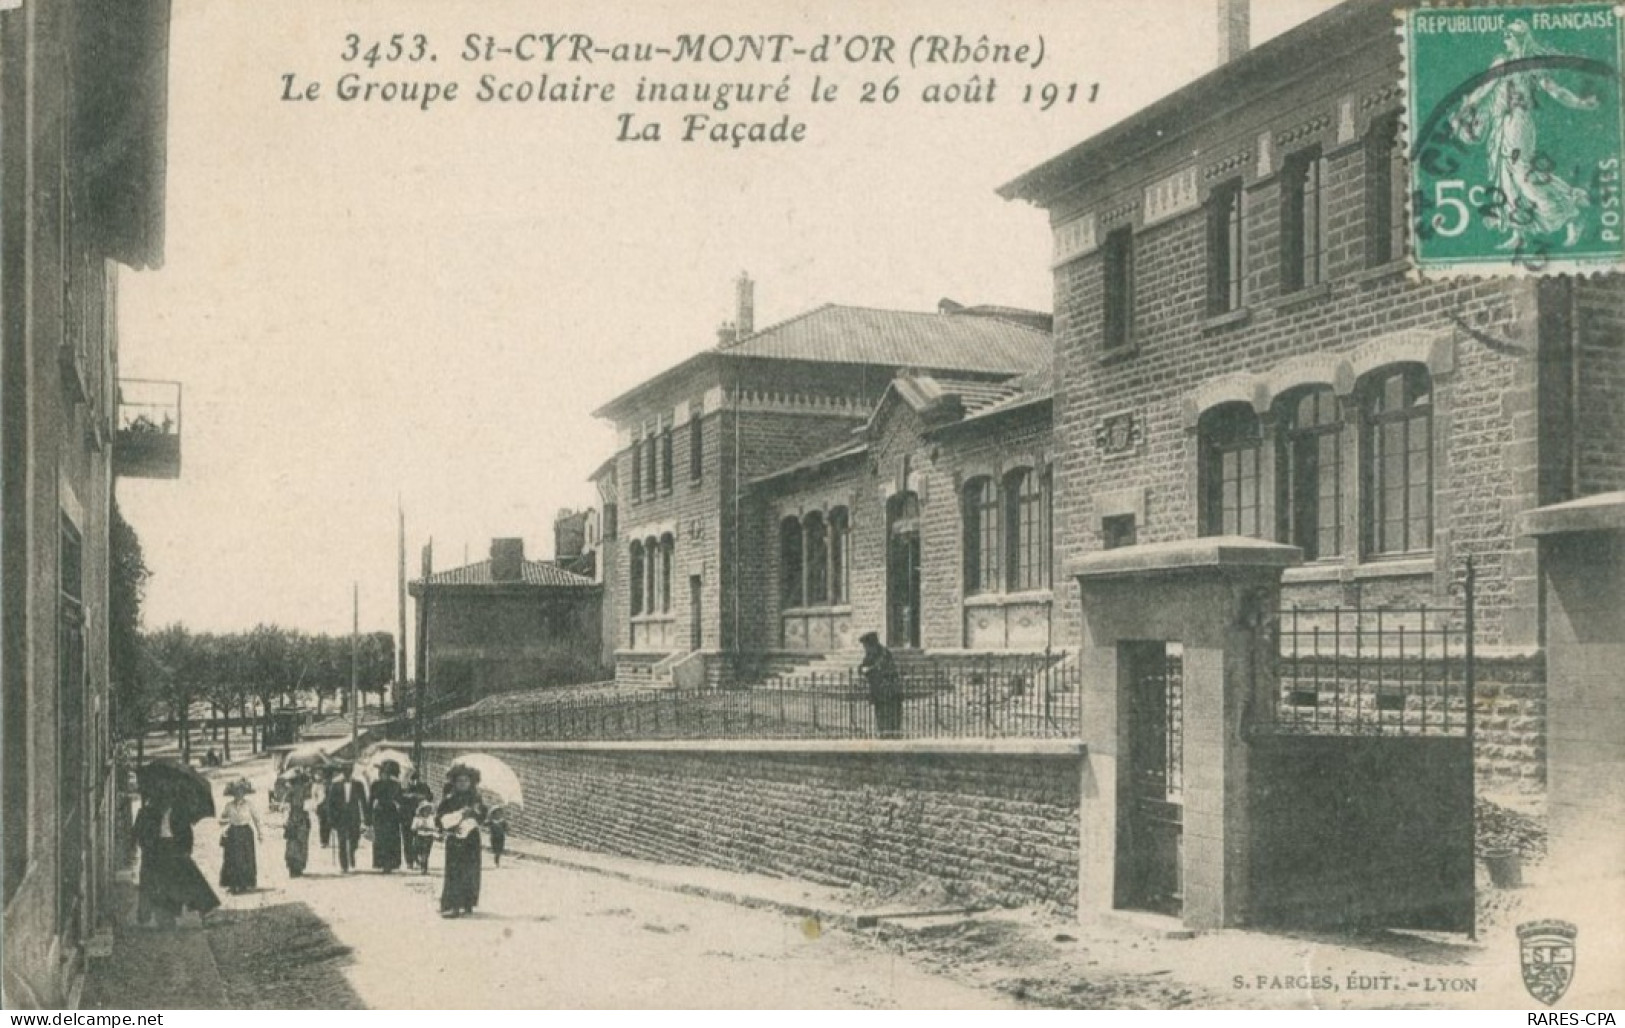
321, 763, 369, 873
858, 631, 904, 739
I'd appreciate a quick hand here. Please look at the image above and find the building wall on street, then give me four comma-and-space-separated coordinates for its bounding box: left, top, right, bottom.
423, 744, 1082, 912
422, 588, 603, 701
2, 1, 123, 1006
1043, 26, 1625, 652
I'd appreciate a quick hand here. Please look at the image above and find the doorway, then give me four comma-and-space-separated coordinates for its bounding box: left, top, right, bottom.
1117, 640, 1184, 917
886, 492, 921, 649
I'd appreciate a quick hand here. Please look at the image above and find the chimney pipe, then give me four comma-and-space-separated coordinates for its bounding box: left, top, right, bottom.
735, 272, 754, 339
1217, 0, 1249, 65
490, 538, 525, 582
716, 320, 736, 347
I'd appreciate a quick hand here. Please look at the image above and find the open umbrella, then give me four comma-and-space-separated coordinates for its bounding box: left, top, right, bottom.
281, 741, 337, 771
451, 753, 524, 810
135, 758, 216, 822
359, 747, 413, 782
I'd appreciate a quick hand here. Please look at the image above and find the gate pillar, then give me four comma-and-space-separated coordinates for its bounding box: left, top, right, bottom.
1071, 537, 1299, 930
1521, 493, 1625, 932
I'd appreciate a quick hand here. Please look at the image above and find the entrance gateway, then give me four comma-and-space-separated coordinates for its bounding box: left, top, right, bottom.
1072, 537, 1476, 933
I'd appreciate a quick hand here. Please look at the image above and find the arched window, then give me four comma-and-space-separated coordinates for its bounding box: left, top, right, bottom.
779, 517, 804, 608
829, 507, 850, 605
628, 540, 645, 616
1278, 386, 1343, 560
1005, 468, 1046, 592
659, 533, 675, 613
1201, 403, 1263, 538
963, 477, 999, 595
804, 512, 828, 605
1363, 365, 1432, 555
643, 536, 658, 616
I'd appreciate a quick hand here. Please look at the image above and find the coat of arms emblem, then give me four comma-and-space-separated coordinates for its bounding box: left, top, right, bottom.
1518, 919, 1578, 1006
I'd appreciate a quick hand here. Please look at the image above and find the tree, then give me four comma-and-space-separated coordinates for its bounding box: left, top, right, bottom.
108, 499, 158, 757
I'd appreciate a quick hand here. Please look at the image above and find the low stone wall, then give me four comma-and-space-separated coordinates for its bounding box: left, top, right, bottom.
418, 740, 1083, 912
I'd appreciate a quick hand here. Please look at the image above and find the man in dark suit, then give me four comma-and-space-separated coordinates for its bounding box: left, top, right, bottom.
322, 765, 369, 872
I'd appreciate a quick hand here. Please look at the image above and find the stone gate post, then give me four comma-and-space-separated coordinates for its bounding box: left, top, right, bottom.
1520, 493, 1625, 932
1070, 537, 1300, 930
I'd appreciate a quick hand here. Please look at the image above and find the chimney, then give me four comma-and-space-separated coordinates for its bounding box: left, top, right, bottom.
716, 320, 736, 347
489, 538, 525, 582
735, 272, 754, 338
1217, 0, 1249, 64
554, 510, 586, 561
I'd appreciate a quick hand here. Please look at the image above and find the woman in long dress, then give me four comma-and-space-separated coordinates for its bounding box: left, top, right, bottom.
218, 780, 261, 894
369, 761, 405, 873
436, 766, 487, 917
1450, 20, 1601, 251
133, 783, 220, 927
283, 770, 312, 878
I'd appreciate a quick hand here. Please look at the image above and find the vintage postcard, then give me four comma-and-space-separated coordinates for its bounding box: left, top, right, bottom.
4, 0, 1624, 1014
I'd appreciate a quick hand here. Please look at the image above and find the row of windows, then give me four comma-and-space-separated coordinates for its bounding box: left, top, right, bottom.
627, 534, 675, 616
1105, 115, 1406, 348
628, 415, 706, 502
780, 508, 852, 608
962, 468, 1053, 594
1200, 364, 1432, 559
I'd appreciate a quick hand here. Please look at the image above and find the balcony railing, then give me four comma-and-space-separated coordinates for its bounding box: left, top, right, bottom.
115, 378, 181, 479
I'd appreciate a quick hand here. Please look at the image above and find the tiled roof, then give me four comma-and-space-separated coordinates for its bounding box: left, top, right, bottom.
415, 559, 597, 589
749, 438, 868, 487
952, 364, 1055, 424
720, 304, 1049, 375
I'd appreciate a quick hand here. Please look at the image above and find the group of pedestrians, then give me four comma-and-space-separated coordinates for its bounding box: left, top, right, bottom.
133, 756, 514, 927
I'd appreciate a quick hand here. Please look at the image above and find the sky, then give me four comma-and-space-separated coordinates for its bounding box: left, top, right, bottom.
115, 0, 1341, 643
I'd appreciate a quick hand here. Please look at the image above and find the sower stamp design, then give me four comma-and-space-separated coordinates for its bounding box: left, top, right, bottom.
1404, 5, 1625, 276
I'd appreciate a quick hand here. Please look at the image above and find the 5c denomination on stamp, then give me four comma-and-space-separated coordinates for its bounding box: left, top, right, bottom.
1403, 4, 1625, 276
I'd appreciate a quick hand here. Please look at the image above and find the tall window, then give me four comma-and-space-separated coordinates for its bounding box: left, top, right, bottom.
659, 423, 674, 491
963, 477, 1000, 595
643, 536, 659, 615
829, 507, 850, 605
1102, 226, 1135, 351
644, 433, 658, 496
1363, 365, 1433, 555
630, 439, 643, 501
779, 517, 804, 608
804, 513, 829, 605
1282, 147, 1328, 292
659, 534, 675, 612
629, 540, 645, 615
1005, 468, 1048, 592
1278, 386, 1343, 560
1201, 404, 1264, 537
1365, 114, 1407, 267
1208, 181, 1245, 314
689, 415, 704, 481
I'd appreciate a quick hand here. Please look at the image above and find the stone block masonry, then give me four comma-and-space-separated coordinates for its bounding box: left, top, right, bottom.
419, 741, 1083, 913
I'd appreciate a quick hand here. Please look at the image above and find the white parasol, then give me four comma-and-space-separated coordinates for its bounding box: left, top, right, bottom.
359, 747, 414, 782
451, 752, 524, 810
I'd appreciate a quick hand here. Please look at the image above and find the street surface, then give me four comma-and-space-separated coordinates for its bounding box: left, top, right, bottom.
180, 755, 1010, 1009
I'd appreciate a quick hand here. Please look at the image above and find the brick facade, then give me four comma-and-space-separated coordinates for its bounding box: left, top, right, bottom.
596, 307, 1053, 682
1003, 0, 1625, 653
422, 743, 1082, 912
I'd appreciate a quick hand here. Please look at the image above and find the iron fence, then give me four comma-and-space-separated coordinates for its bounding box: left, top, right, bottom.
426, 653, 1081, 743
1258, 565, 1476, 737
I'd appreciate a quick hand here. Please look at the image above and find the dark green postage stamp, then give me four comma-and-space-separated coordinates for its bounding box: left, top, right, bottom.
1404, 4, 1625, 275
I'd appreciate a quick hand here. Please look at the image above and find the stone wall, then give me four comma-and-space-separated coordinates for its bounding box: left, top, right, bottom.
420, 742, 1083, 912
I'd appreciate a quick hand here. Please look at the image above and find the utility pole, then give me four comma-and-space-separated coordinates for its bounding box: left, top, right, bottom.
350, 581, 359, 756
397, 499, 408, 710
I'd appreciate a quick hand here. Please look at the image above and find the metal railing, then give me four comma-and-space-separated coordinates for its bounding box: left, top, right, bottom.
426, 653, 1081, 743
1257, 562, 1476, 738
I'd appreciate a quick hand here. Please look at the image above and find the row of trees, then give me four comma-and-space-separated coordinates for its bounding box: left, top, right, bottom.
109, 499, 397, 761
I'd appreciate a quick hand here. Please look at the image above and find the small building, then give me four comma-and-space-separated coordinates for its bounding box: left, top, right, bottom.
410, 538, 604, 705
